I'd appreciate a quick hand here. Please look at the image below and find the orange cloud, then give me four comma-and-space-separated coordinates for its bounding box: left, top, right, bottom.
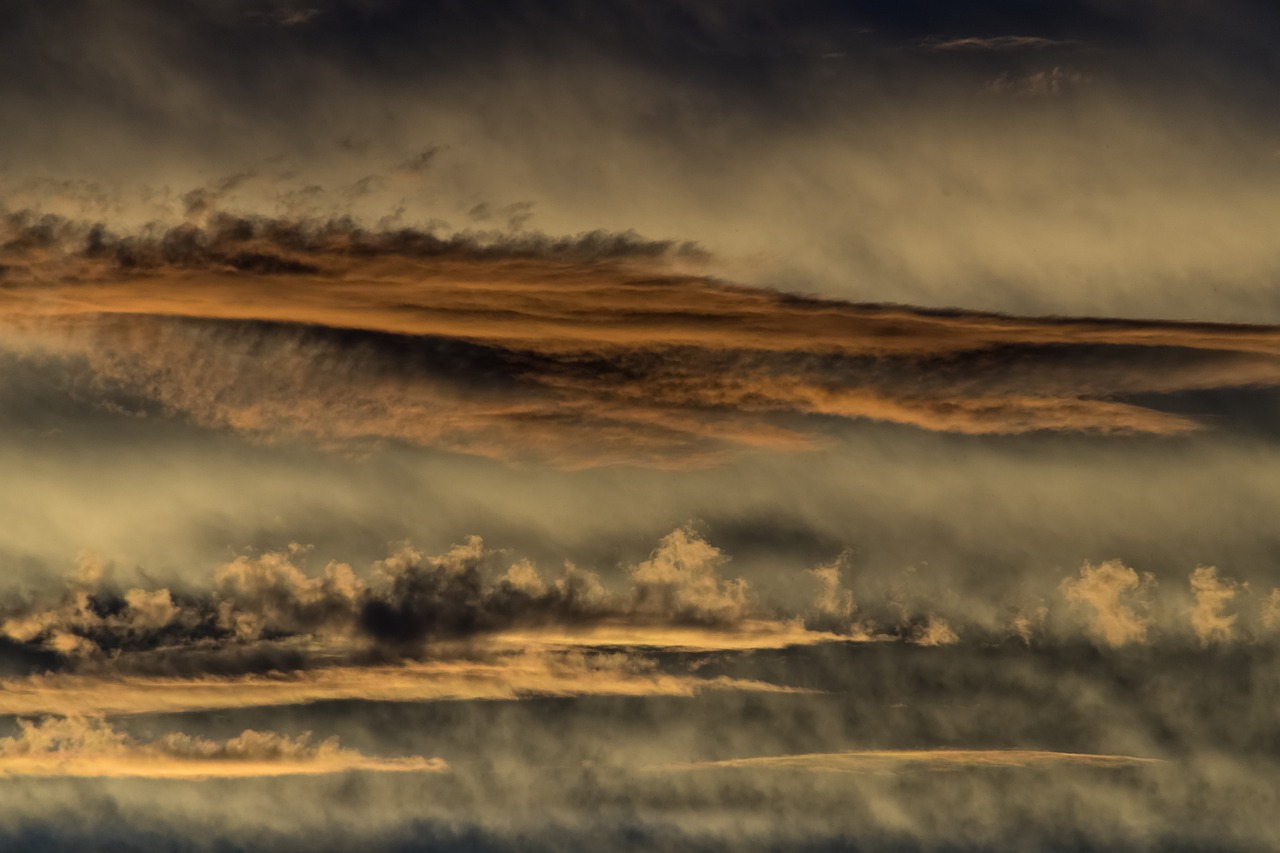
1061, 561, 1156, 647
1189, 566, 1240, 646
0, 652, 806, 717
0, 716, 445, 779
653, 748, 1161, 773
5, 215, 1280, 468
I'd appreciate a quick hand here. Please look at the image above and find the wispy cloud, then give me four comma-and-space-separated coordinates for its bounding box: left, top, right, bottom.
0, 653, 803, 717
986, 67, 1092, 96
0, 532, 758, 683
1061, 561, 1156, 647
919, 36, 1082, 51
653, 748, 1161, 773
1189, 565, 1240, 646
6, 213, 1280, 468
0, 716, 443, 778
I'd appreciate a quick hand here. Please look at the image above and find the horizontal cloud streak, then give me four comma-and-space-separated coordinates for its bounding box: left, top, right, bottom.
0, 653, 803, 717
6, 214, 1280, 467
0, 716, 444, 778
4, 530, 1278, 687
656, 748, 1162, 773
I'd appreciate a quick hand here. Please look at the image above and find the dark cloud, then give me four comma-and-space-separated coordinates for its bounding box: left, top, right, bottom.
3, 527, 1278, 683
1, 641, 1278, 850
4, 0, 1280, 323
0, 529, 763, 671
3, 3, 1280, 849
5, 213, 1280, 467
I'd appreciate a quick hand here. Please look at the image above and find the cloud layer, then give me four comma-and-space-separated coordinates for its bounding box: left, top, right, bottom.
0, 716, 444, 778
6, 213, 1280, 468
4, 2, 1280, 848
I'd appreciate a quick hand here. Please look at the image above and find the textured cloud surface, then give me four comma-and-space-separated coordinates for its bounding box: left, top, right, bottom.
7, 213, 1280, 467
4, 0, 1280, 849
0, 716, 444, 778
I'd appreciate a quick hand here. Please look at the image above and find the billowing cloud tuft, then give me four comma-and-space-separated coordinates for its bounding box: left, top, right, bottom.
1263, 589, 1280, 633
7, 213, 1280, 468
909, 615, 960, 647
807, 556, 857, 627
629, 526, 750, 625
0, 716, 444, 778
1061, 561, 1156, 647
216, 548, 364, 642
1189, 566, 1240, 646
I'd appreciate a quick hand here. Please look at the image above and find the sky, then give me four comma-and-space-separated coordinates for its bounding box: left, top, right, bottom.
2, 1, 1279, 850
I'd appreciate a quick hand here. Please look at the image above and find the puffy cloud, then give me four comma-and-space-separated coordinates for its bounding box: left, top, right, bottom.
1011, 606, 1049, 646
215, 548, 364, 641
1189, 566, 1241, 646
1, 552, 192, 659
9, 532, 1280, 686
629, 526, 750, 625
1263, 589, 1280, 633
0, 716, 444, 778
909, 616, 960, 647
807, 558, 856, 621
1061, 561, 1156, 647
0, 532, 810, 671
359, 537, 619, 648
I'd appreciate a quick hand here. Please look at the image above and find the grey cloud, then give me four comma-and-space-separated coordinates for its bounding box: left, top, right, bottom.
5, 2, 1280, 321
919, 35, 1082, 51
5, 529, 1280, 680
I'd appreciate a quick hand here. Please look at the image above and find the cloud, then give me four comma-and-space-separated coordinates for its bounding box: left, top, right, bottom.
488, 620, 848, 652
807, 556, 856, 622
7, 213, 1280, 468
1061, 561, 1156, 647
1, 552, 191, 660
1189, 566, 1240, 646
986, 67, 1092, 96
654, 748, 1162, 773
7, 0, 1280, 330
5, 530, 1279, 684
0, 529, 856, 671
629, 526, 750, 624
908, 615, 960, 647
215, 548, 364, 642
358, 537, 616, 649
1263, 589, 1280, 633
0, 652, 804, 717
919, 36, 1081, 51
0, 716, 443, 778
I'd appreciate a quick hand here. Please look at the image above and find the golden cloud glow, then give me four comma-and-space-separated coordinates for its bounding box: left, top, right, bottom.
490, 620, 855, 652
0, 716, 445, 779
0, 653, 806, 717
655, 748, 1163, 773
7, 261, 1280, 468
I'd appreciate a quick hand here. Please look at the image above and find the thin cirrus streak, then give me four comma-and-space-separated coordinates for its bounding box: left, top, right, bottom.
0, 654, 808, 718
486, 621, 855, 652
0, 716, 446, 779
651, 748, 1164, 773
6, 215, 1280, 467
